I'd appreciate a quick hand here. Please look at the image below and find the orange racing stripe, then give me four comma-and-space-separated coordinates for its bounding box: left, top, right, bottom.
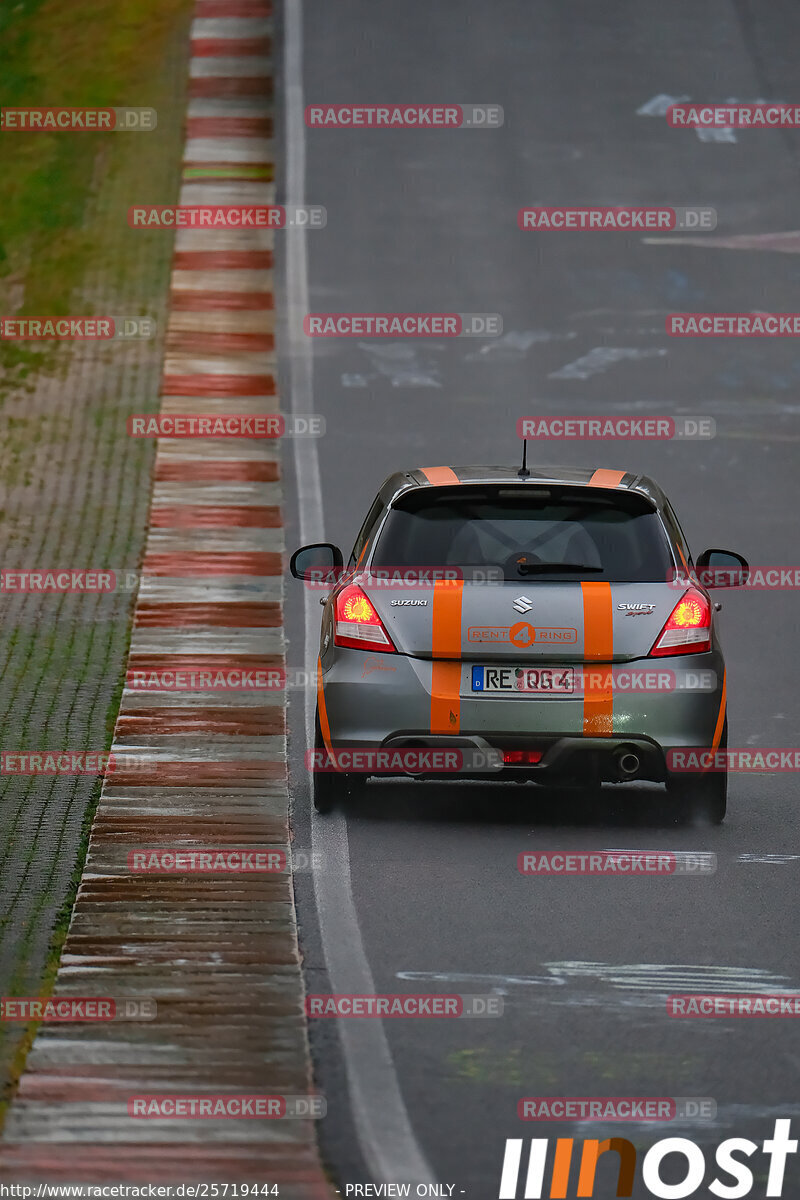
581, 581, 614, 737
420, 466, 459, 486
316, 656, 333, 750
711, 668, 727, 751
588, 468, 626, 488
430, 579, 464, 734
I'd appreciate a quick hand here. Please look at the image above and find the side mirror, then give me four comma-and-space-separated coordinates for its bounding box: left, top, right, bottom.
695, 548, 750, 589
290, 542, 343, 584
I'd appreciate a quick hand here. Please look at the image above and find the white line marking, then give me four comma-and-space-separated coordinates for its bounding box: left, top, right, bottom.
465, 329, 576, 362
188, 99, 275, 119
191, 17, 272, 39
171, 268, 274, 292
399, 963, 800, 995
695, 127, 737, 143
548, 346, 666, 380
284, 0, 436, 1185
738, 853, 800, 864
635, 93, 746, 141
189, 56, 272, 78
184, 137, 274, 162
357, 342, 442, 388
636, 93, 690, 117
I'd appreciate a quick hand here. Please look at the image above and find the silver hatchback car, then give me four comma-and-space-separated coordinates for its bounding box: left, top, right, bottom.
291, 464, 748, 823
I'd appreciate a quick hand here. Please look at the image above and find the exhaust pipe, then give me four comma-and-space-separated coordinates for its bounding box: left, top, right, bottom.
615, 749, 640, 778
392, 739, 428, 776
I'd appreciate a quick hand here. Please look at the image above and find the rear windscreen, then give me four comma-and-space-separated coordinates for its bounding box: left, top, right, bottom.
370, 486, 674, 582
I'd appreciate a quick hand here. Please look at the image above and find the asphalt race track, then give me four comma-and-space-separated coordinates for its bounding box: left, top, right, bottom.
280, 1, 800, 1195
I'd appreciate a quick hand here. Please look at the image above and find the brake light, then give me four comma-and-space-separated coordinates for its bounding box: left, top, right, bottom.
649, 588, 711, 657
502, 750, 543, 765
333, 584, 397, 652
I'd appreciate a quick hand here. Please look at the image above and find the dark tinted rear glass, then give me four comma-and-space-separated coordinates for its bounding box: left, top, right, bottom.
370, 486, 674, 582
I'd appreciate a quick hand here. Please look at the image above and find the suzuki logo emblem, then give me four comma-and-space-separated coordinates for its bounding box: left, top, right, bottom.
513, 595, 533, 614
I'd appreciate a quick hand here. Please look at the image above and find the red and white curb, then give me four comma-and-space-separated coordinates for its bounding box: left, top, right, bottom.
0, 3, 331, 1194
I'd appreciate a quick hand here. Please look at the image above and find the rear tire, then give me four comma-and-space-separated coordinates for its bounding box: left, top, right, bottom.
667, 771, 727, 825
666, 721, 727, 825
312, 767, 343, 815
312, 710, 365, 814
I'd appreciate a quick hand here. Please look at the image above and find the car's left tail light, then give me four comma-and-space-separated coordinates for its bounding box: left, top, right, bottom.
649, 587, 711, 657
333, 584, 397, 652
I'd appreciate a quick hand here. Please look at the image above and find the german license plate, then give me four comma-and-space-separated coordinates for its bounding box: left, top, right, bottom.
471, 665, 574, 694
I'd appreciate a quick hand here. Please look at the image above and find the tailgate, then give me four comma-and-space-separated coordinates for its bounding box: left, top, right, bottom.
366, 580, 681, 663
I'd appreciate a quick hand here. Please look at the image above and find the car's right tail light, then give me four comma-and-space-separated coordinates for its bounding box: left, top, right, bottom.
649, 588, 711, 657
333, 584, 397, 652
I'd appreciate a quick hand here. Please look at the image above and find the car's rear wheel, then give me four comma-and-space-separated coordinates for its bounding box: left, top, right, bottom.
667, 771, 727, 825
666, 721, 727, 825
312, 709, 365, 814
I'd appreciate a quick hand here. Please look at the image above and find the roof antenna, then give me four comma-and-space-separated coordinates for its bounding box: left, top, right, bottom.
518, 438, 530, 479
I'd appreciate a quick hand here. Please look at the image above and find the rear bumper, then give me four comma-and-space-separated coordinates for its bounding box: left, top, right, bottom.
318, 647, 726, 784
323, 732, 668, 783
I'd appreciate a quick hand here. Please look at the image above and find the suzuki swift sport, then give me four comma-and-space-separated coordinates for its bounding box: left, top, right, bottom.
291, 465, 748, 823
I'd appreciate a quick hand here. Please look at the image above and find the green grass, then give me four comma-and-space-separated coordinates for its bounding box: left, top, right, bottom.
0, 0, 193, 388
0, 771, 104, 1126
0, 0, 194, 1125
445, 1047, 703, 1088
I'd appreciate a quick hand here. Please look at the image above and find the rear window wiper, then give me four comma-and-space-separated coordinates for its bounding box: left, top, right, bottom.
514, 562, 604, 575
